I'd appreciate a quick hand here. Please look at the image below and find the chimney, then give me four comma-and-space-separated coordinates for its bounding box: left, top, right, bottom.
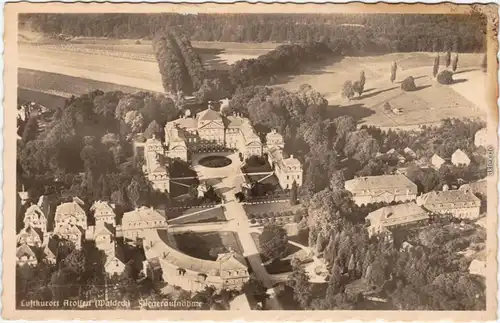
290, 154, 294, 159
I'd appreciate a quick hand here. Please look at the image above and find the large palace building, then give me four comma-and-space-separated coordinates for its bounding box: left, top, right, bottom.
139, 107, 303, 192
164, 108, 263, 161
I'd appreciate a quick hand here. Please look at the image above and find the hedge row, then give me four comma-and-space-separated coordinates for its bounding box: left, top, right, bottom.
250, 216, 296, 225
247, 210, 304, 219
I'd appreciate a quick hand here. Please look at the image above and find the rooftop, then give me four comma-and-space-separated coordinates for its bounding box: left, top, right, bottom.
16, 244, 37, 258
55, 201, 85, 216
94, 222, 116, 237
123, 207, 166, 223
346, 175, 417, 191
54, 223, 85, 236
90, 201, 115, 215
459, 179, 487, 195
197, 108, 222, 122
367, 202, 429, 228
105, 244, 126, 267
145, 229, 247, 276
418, 190, 480, 206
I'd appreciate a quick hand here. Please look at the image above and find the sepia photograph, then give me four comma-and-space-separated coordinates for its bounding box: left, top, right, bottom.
3, 2, 498, 321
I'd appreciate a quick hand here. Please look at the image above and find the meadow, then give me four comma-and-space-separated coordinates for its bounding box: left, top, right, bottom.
18, 30, 487, 129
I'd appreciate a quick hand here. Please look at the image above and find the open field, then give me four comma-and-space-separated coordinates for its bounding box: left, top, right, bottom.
19, 39, 274, 94
275, 52, 487, 129
19, 29, 487, 129
18, 87, 68, 109
19, 68, 148, 97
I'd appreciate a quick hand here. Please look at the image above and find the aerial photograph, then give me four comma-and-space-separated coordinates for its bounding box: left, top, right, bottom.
15, 11, 490, 311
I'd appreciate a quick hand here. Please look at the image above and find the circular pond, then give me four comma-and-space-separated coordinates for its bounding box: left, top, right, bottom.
198, 155, 233, 168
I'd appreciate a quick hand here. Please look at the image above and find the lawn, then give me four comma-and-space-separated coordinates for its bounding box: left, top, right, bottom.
19, 68, 152, 96
168, 177, 199, 199
274, 52, 486, 130
242, 156, 273, 174
244, 174, 286, 199
173, 231, 243, 261
167, 206, 226, 224
18, 39, 277, 93
169, 160, 198, 178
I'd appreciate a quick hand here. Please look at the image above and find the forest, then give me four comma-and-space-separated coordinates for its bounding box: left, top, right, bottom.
20, 13, 487, 53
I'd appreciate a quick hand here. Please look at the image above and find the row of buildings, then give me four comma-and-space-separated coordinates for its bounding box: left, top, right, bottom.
347, 174, 485, 237
136, 107, 303, 192
16, 196, 250, 292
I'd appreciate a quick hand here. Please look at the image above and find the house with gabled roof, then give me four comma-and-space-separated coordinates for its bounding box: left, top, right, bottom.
91, 200, 116, 226
55, 201, 87, 230
403, 147, 417, 159
94, 222, 116, 252
104, 244, 127, 276
43, 236, 58, 264
431, 154, 446, 169
122, 206, 167, 240
416, 190, 481, 219
469, 259, 486, 277
474, 128, 487, 148
23, 204, 48, 233
17, 225, 44, 247
344, 175, 418, 206
451, 149, 471, 167
54, 224, 84, 249
16, 244, 38, 267
460, 178, 487, 198
265, 129, 284, 149
365, 202, 429, 237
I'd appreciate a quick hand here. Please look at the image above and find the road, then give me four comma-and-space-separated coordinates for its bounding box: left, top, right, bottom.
203, 160, 283, 310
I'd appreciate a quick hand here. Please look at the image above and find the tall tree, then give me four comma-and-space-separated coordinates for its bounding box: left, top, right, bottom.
143, 120, 161, 139
259, 224, 288, 261
22, 116, 39, 143
433, 55, 440, 78
127, 179, 141, 208
287, 261, 312, 309
359, 70, 366, 88
452, 53, 459, 72
445, 51, 451, 68
290, 180, 298, 205
481, 53, 487, 72
390, 61, 397, 83
341, 81, 355, 100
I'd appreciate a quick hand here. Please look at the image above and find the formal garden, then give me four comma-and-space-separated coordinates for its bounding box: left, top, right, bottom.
172, 231, 244, 261
244, 201, 306, 226
198, 155, 233, 168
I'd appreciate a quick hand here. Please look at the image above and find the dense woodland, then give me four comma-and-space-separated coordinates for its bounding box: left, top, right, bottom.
21, 13, 486, 53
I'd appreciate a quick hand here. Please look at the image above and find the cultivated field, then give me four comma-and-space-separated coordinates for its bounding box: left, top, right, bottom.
19, 30, 487, 129
275, 52, 487, 129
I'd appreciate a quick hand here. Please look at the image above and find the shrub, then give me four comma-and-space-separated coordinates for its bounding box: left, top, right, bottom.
437, 70, 454, 85
401, 76, 417, 91
247, 213, 255, 219
342, 81, 355, 99
250, 219, 257, 224
383, 101, 392, 113
257, 219, 263, 225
